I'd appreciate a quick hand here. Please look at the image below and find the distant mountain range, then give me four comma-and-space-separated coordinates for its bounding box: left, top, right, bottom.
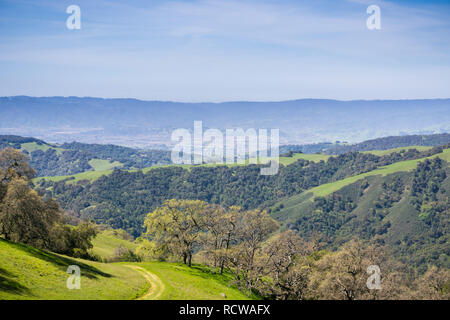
0, 96, 449, 148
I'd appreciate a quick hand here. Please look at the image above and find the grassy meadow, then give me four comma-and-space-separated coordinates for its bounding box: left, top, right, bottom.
0, 233, 255, 300
89, 230, 138, 261
20, 142, 64, 155
0, 239, 148, 300
138, 262, 256, 300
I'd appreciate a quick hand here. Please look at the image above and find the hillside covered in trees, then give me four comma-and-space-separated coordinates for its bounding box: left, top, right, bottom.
2, 133, 449, 178
36, 144, 447, 236
325, 133, 450, 155
0, 135, 171, 177
280, 133, 450, 155
1, 137, 449, 300
271, 157, 449, 272
30, 139, 450, 279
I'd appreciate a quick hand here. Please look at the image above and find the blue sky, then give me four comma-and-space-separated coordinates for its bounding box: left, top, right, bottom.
0, 0, 449, 101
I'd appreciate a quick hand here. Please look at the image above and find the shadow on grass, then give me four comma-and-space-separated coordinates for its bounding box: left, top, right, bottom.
0, 266, 32, 296
1, 239, 111, 280
172, 263, 234, 285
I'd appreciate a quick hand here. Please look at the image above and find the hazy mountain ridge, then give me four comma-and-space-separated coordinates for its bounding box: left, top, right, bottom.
1, 96, 449, 147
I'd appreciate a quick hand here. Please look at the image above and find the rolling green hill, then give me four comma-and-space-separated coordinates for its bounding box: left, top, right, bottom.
20, 141, 65, 155
33, 145, 448, 187
270, 151, 450, 272
90, 229, 138, 261
0, 135, 171, 177
362, 146, 433, 156
88, 159, 123, 171
6, 133, 450, 182
34, 152, 331, 185
0, 239, 254, 300
272, 147, 450, 206
278, 152, 330, 165
326, 133, 450, 155
309, 148, 449, 197
0, 238, 148, 300
271, 148, 450, 219
138, 262, 256, 300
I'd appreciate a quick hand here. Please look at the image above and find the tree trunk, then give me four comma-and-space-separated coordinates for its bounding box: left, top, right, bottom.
188, 252, 192, 267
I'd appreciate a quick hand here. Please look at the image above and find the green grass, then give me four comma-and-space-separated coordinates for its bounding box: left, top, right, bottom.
90, 230, 138, 261
204, 153, 329, 167
0, 239, 256, 300
0, 239, 148, 300
137, 262, 257, 300
21, 142, 64, 155
33, 163, 191, 185
33, 161, 124, 185
33, 153, 330, 185
362, 146, 433, 156
278, 153, 330, 165
88, 159, 123, 171
271, 148, 450, 220
33, 169, 116, 184
34, 147, 449, 187
309, 148, 450, 197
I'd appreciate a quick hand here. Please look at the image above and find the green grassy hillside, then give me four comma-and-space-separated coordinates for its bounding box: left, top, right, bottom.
33, 165, 185, 185
278, 152, 330, 165
272, 148, 450, 221
35, 147, 447, 186
309, 147, 450, 197
272, 149, 450, 219
0, 239, 148, 300
362, 146, 432, 156
33, 169, 115, 184
33, 152, 332, 185
270, 152, 449, 271
138, 262, 257, 300
20, 142, 65, 155
90, 230, 138, 261
88, 159, 123, 171
0, 239, 255, 300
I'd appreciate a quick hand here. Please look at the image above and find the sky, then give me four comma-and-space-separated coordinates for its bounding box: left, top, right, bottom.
0, 0, 449, 102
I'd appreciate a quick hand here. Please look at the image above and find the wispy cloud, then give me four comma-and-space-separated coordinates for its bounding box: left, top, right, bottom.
0, 0, 449, 101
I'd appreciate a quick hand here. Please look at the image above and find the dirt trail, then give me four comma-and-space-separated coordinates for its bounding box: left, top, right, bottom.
126, 265, 165, 300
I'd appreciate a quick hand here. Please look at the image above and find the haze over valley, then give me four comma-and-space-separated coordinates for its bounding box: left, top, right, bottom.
1, 96, 449, 148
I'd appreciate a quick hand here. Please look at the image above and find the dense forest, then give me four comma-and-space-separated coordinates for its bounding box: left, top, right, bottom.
272, 158, 449, 272
2, 133, 450, 177
0, 135, 46, 149
279, 142, 338, 154
37, 145, 448, 237
325, 133, 450, 154
0, 135, 171, 177
280, 133, 450, 155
